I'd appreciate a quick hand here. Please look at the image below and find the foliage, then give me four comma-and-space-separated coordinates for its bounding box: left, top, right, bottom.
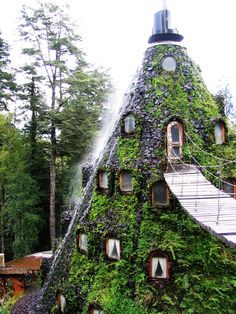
57, 44, 236, 314
0, 295, 19, 314
0, 114, 43, 259
0, 34, 16, 111
18, 1, 111, 246
58, 68, 111, 164
18, 1, 85, 247
214, 86, 233, 117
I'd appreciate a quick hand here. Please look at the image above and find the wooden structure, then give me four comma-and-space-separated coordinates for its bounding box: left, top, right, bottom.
0, 251, 52, 298
164, 165, 236, 246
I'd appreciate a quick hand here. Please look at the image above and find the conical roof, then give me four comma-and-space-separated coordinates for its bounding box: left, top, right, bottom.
37, 36, 236, 314
101, 44, 220, 172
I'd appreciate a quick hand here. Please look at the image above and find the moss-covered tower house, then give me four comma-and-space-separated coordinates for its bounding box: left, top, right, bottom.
39, 4, 236, 314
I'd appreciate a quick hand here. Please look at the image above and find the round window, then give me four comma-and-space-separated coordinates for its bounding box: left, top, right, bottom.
162, 56, 177, 72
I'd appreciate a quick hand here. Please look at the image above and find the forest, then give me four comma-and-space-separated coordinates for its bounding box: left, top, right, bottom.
0, 1, 111, 261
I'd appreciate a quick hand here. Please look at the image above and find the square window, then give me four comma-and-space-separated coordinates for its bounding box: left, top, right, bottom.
152, 182, 169, 207
98, 171, 108, 190
149, 254, 169, 280
124, 115, 135, 134
120, 172, 133, 193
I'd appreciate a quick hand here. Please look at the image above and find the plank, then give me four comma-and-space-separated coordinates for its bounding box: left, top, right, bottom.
224, 235, 236, 243
164, 164, 236, 247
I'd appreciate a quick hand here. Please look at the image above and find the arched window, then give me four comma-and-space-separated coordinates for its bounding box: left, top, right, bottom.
151, 182, 169, 207
98, 170, 108, 190
149, 252, 169, 280
120, 171, 133, 193
223, 179, 236, 199
89, 306, 103, 314
167, 121, 183, 160
77, 233, 88, 253
106, 239, 121, 260
124, 115, 135, 134
214, 121, 225, 144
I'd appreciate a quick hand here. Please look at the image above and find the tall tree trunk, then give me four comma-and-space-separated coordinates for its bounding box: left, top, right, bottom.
0, 187, 4, 253
30, 78, 37, 176
50, 126, 56, 247
50, 84, 57, 248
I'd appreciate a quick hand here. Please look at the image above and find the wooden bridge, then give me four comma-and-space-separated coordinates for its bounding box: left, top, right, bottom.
164, 164, 236, 247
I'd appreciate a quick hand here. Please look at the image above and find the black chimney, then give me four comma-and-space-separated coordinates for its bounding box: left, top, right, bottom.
148, 9, 183, 44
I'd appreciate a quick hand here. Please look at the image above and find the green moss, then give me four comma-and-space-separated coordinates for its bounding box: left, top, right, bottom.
117, 116, 142, 167
60, 44, 236, 314
117, 137, 140, 167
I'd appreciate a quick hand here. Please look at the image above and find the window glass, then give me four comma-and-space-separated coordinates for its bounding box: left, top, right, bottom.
214, 122, 224, 144
99, 171, 108, 189
223, 182, 233, 194
167, 121, 183, 160
120, 172, 133, 192
171, 146, 180, 158
90, 308, 103, 314
79, 234, 88, 252
57, 292, 66, 313
162, 56, 177, 72
107, 239, 121, 260
151, 256, 168, 279
171, 124, 179, 142
152, 182, 168, 206
93, 310, 103, 314
124, 115, 135, 134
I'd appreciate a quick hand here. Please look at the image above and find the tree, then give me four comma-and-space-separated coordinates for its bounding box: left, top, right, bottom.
18, 66, 49, 166
18, 68, 51, 250
0, 114, 43, 259
0, 33, 16, 110
18, 2, 111, 247
215, 85, 233, 117
59, 68, 111, 163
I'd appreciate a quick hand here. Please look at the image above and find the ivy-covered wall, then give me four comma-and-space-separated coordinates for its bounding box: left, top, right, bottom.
40, 44, 236, 313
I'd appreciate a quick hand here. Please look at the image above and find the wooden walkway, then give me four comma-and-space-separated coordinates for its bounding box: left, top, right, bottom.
164, 164, 236, 247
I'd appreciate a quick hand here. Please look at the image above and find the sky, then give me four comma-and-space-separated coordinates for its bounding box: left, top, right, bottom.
0, 0, 236, 112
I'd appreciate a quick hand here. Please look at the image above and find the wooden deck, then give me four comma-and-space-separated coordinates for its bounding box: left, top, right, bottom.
164, 164, 236, 247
